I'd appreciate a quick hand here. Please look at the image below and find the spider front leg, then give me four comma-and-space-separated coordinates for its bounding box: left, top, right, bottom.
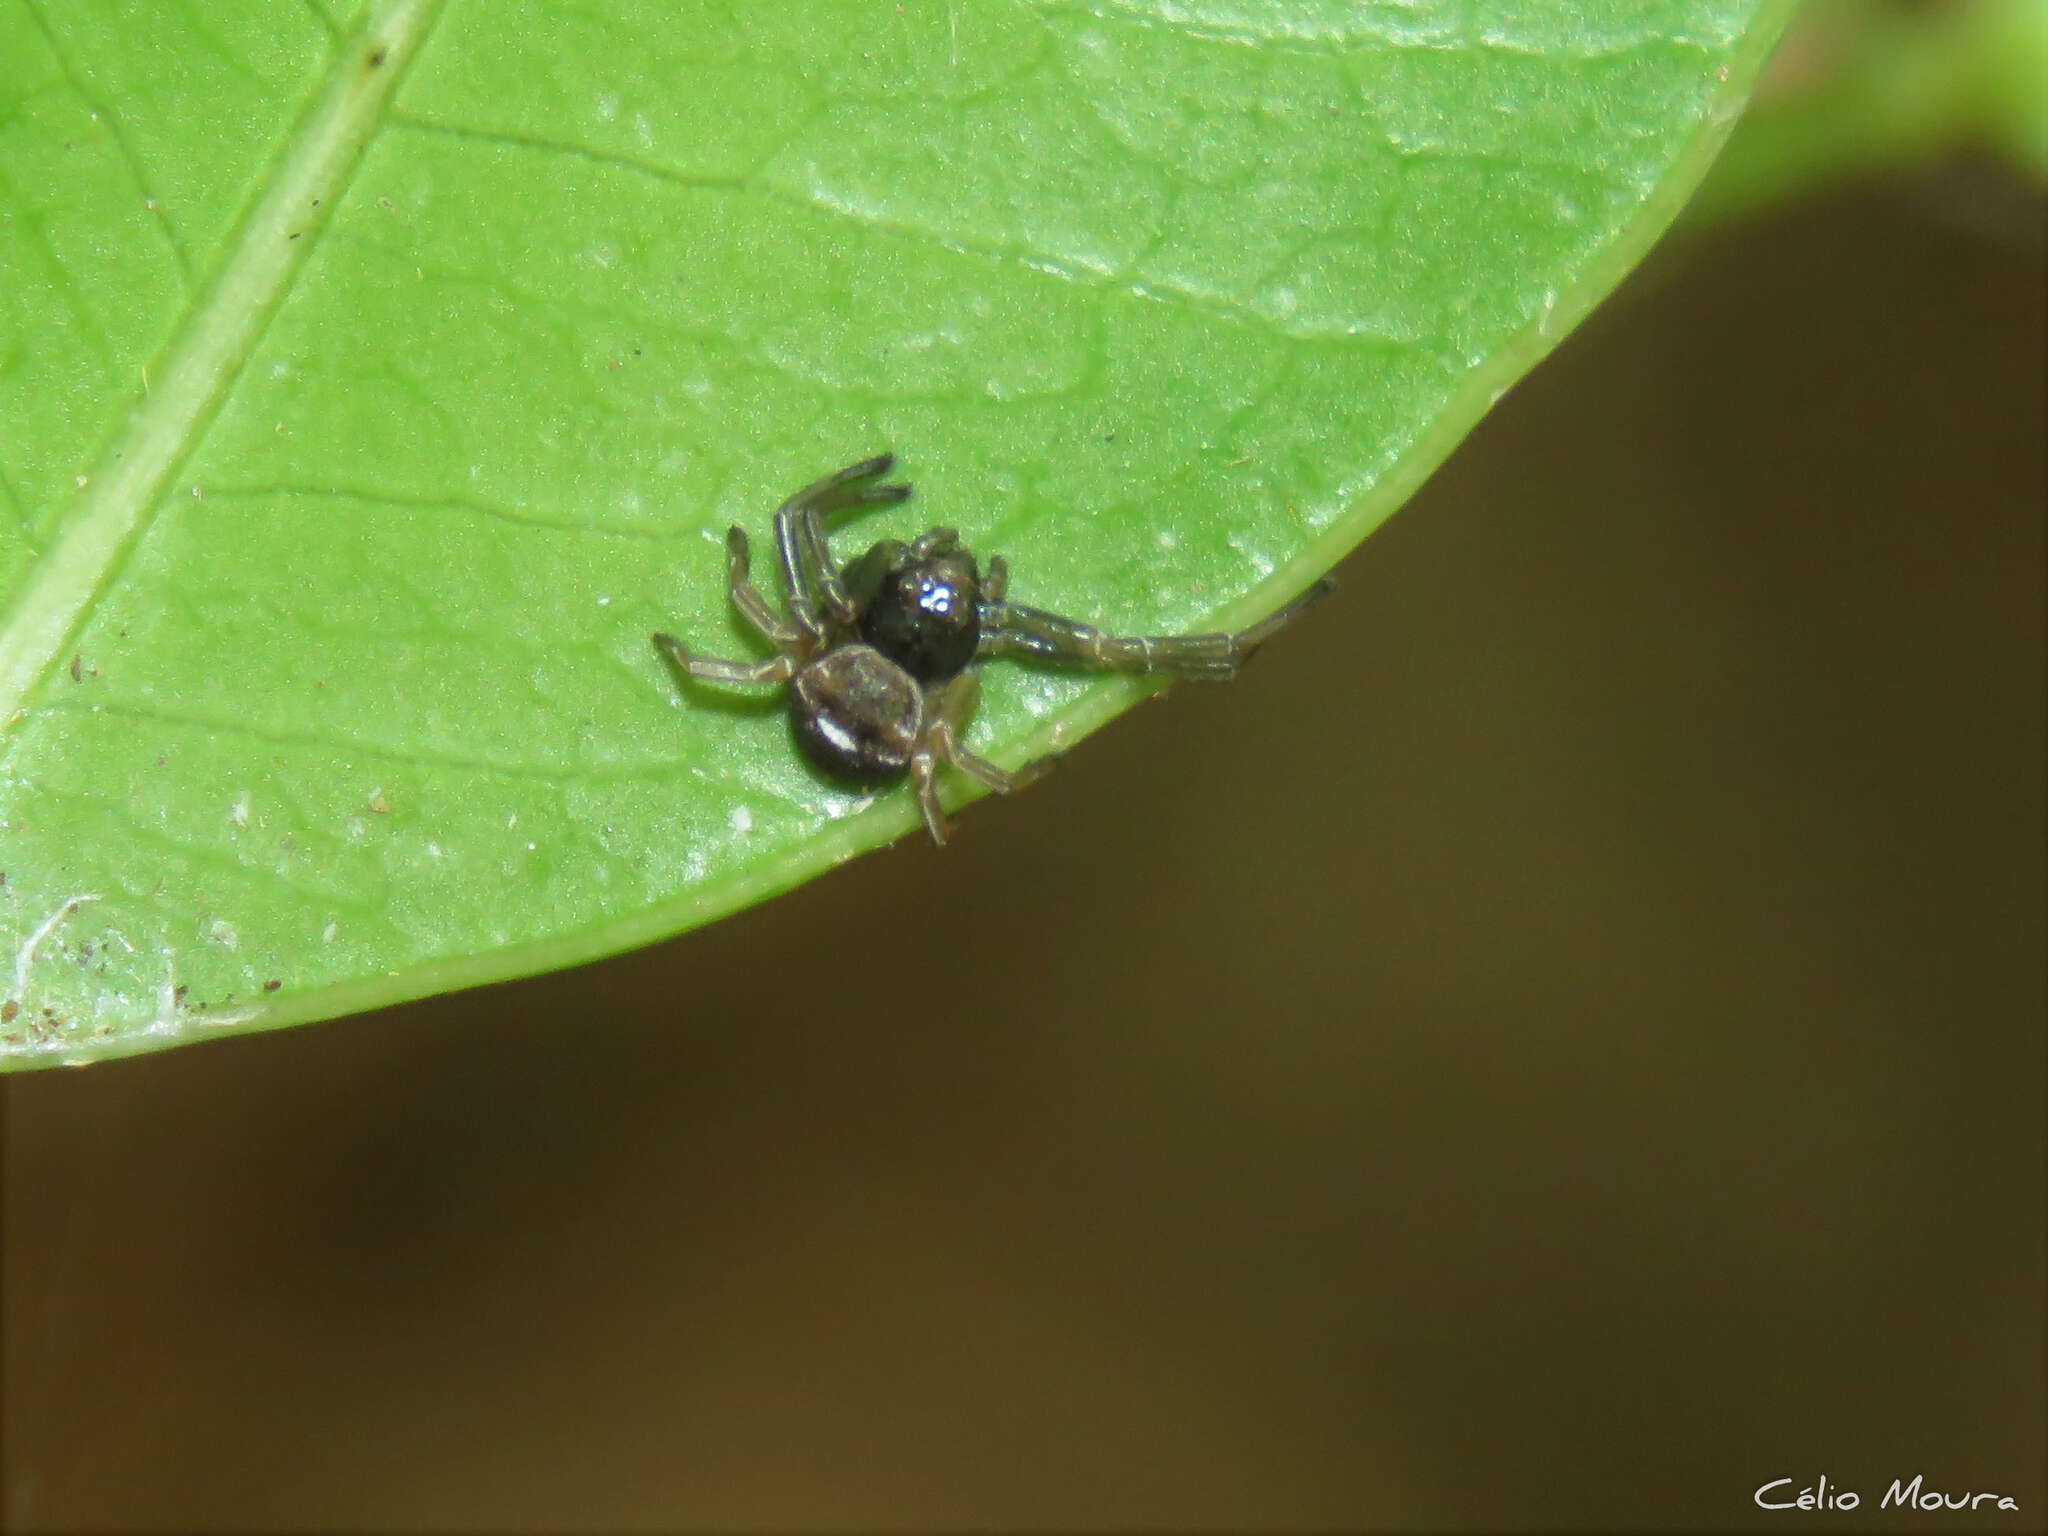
908, 670, 1047, 844
772, 454, 913, 634
978, 579, 1334, 680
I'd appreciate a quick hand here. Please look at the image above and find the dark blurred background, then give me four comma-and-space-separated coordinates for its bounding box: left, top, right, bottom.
3, 167, 2042, 1529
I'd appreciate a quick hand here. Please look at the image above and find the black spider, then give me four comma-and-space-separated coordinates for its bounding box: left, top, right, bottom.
654, 454, 1332, 843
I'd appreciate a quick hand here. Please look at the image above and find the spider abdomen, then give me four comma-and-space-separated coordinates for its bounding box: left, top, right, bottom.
789, 645, 925, 783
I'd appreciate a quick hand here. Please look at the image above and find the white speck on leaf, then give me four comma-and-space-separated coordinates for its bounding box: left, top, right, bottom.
197, 1004, 262, 1029
10, 894, 99, 1002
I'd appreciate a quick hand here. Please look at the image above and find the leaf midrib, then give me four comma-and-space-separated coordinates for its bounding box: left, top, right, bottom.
0, 0, 443, 733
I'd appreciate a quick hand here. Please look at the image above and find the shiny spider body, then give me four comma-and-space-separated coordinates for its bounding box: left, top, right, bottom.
654, 454, 1330, 842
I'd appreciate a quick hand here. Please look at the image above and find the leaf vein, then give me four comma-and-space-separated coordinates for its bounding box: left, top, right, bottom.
0, 0, 447, 742
19, 0, 195, 286
0, 461, 31, 548
49, 700, 691, 787
196, 483, 681, 543
387, 112, 749, 194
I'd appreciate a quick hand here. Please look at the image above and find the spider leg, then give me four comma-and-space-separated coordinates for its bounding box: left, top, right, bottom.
773, 455, 913, 632
1228, 577, 1336, 650
653, 632, 797, 687
908, 671, 1047, 843
983, 554, 1009, 603
976, 602, 1236, 678
773, 504, 823, 637
909, 751, 951, 845
933, 671, 1047, 792
977, 578, 1334, 680
723, 526, 804, 647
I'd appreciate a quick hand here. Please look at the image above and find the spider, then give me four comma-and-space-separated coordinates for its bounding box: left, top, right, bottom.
654, 453, 1332, 843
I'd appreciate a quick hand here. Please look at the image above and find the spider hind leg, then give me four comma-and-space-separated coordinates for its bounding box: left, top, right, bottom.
653, 632, 796, 687
908, 671, 1049, 844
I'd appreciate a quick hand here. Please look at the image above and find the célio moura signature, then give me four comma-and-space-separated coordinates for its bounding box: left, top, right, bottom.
1755, 1474, 2020, 1513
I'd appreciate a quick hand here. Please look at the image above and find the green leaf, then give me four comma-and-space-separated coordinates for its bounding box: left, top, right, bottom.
1689, 0, 2048, 224
0, 0, 1791, 1067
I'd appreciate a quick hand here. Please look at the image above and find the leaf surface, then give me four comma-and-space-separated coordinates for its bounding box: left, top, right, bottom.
0, 0, 1789, 1066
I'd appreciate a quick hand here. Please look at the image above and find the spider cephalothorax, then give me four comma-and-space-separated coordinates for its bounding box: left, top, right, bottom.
654, 454, 1331, 843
